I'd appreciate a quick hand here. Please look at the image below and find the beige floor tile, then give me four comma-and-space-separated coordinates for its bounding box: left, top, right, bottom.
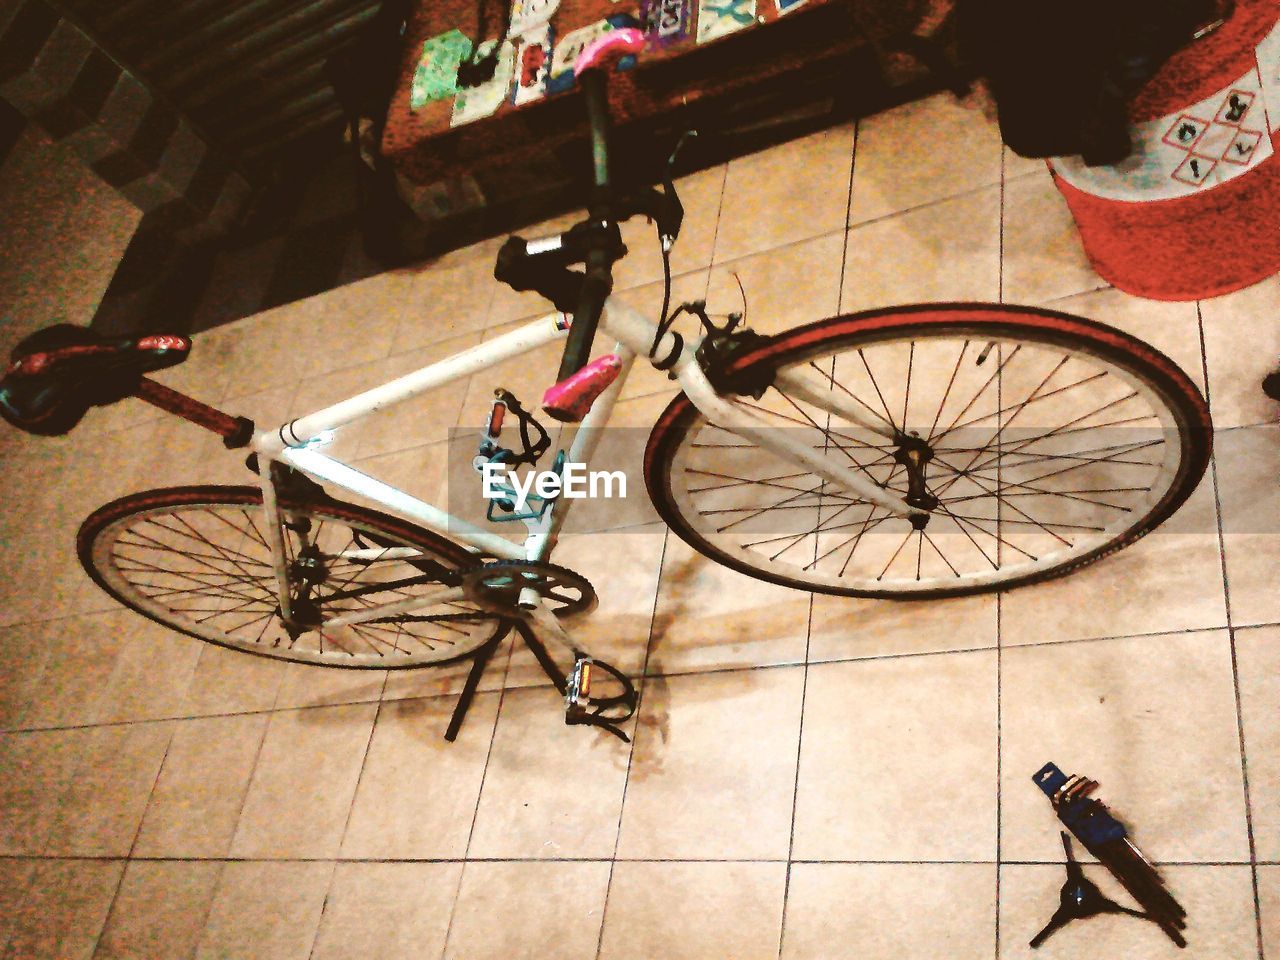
380, 630, 516, 703
1004, 144, 1049, 182
0, 858, 36, 952
94, 860, 221, 960
0, 619, 58, 730
290, 331, 482, 464
340, 692, 498, 858
782, 863, 996, 960
792, 650, 997, 861
1260, 865, 1280, 959
648, 535, 810, 674
445, 861, 611, 960
20, 611, 127, 729
707, 232, 844, 337
842, 187, 1001, 313
182, 642, 285, 716
715, 124, 854, 264
998, 864, 1255, 960
469, 685, 630, 858
1200, 274, 1280, 429
95, 612, 204, 724
1048, 286, 1207, 395
229, 701, 377, 858
45, 720, 174, 857
456, 316, 572, 431
502, 524, 665, 690
1001, 631, 1248, 864
1236, 625, 1280, 861
809, 591, 997, 661
133, 712, 270, 857
272, 662, 387, 711
0, 729, 84, 854
358, 335, 485, 458
617, 666, 803, 859
1002, 173, 1101, 305
613, 164, 725, 291
0, 858, 123, 960
850, 90, 1003, 226
311, 862, 462, 960
999, 476, 1226, 646
550, 392, 672, 535
194, 861, 332, 960
1218, 423, 1280, 627
599, 861, 786, 960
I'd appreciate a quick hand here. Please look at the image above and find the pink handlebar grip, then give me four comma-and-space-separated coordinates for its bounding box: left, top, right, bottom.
542, 353, 624, 422
573, 28, 646, 78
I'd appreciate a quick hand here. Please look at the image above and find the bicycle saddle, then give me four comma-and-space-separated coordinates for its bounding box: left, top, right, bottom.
0, 324, 190, 436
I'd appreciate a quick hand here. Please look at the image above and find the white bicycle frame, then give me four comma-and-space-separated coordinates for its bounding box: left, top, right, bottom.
250, 294, 923, 628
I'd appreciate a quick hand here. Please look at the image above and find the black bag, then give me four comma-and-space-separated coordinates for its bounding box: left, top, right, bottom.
958, 0, 1230, 165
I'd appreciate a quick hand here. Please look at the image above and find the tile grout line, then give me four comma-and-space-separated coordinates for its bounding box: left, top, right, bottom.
593, 154, 727, 960
777, 591, 816, 960
994, 141, 1006, 960
439, 629, 517, 960
779, 119, 857, 960
303, 672, 388, 960
184, 650, 292, 960
1197, 300, 1265, 960
593, 524, 676, 960
0, 853, 1267, 866
3, 621, 1262, 738
83, 716, 181, 960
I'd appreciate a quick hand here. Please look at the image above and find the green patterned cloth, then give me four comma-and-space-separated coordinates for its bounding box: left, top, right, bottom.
411, 29, 474, 111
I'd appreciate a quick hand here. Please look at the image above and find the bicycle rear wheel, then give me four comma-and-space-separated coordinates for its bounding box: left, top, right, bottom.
79, 485, 506, 667
644, 303, 1212, 598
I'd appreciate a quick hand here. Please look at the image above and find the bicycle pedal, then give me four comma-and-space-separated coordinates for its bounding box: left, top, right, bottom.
566, 657, 595, 712
564, 655, 637, 742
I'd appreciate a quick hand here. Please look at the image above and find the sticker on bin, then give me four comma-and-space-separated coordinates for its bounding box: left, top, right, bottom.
641, 0, 692, 46
451, 40, 516, 126
1053, 18, 1280, 201
509, 0, 559, 38
514, 25, 555, 105
411, 30, 474, 110
697, 0, 756, 43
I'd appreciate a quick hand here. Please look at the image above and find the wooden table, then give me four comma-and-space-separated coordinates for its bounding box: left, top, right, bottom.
382, 0, 931, 222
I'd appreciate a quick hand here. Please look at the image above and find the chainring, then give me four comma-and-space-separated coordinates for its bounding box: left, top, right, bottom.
460, 560, 598, 618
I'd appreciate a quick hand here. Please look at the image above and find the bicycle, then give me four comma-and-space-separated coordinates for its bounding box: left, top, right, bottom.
0, 30, 1213, 740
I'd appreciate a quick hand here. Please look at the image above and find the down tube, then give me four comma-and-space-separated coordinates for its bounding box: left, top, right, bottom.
526, 343, 637, 562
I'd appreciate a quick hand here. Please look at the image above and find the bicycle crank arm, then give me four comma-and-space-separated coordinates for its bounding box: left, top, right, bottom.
322, 583, 468, 628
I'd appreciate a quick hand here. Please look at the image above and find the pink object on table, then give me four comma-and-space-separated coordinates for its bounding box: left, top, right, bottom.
542, 353, 624, 422
573, 28, 646, 77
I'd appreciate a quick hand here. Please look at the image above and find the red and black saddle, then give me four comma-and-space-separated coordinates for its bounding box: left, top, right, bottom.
0, 324, 190, 436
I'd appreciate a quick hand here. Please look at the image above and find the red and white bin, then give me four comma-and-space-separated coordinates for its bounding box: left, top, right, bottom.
1050, 0, 1280, 301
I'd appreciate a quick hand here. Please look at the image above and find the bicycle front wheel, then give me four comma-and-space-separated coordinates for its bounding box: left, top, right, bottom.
79, 485, 506, 667
644, 304, 1212, 598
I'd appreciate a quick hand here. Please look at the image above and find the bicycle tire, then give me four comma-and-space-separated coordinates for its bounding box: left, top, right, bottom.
644, 303, 1212, 598
78, 485, 507, 668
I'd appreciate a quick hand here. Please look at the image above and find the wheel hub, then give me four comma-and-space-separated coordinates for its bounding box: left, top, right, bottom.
893, 431, 939, 526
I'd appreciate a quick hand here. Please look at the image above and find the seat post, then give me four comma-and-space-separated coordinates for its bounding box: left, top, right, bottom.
134, 377, 255, 448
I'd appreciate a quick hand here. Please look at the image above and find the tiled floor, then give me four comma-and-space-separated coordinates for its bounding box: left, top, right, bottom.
1, 89, 1278, 959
